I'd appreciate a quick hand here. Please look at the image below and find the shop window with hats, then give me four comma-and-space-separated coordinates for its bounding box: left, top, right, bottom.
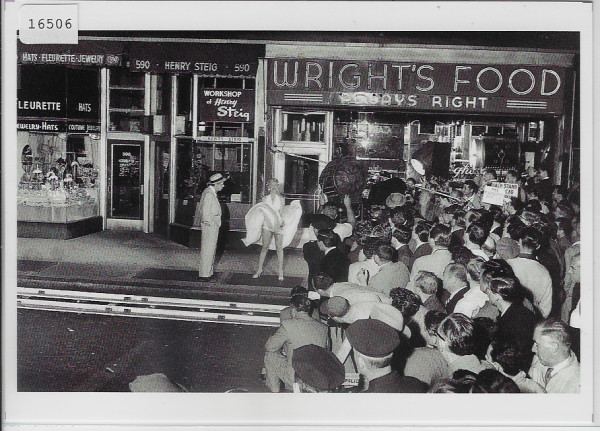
173, 76, 254, 229
17, 64, 102, 238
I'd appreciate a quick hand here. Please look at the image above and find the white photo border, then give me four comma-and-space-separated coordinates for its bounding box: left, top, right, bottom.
2, 0, 596, 428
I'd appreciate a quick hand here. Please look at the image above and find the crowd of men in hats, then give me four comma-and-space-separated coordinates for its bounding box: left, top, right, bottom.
263, 165, 581, 393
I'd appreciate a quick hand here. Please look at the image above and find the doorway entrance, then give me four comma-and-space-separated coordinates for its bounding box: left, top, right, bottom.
154, 141, 170, 235
107, 140, 144, 229
283, 154, 320, 214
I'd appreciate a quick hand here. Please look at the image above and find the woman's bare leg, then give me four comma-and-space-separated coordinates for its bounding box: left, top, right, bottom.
254, 229, 273, 278
275, 233, 284, 281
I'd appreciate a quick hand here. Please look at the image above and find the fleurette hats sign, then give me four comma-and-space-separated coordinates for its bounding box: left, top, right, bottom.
17, 65, 100, 132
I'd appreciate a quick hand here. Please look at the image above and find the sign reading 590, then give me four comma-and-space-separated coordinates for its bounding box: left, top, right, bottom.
234, 64, 251, 73
134, 60, 151, 70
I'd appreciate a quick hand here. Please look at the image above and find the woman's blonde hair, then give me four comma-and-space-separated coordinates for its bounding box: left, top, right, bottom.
267, 178, 280, 192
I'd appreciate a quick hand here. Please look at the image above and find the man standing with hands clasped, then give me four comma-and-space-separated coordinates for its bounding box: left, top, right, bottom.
194, 173, 226, 280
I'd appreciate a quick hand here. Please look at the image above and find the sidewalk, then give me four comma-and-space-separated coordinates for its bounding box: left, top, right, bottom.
17, 231, 309, 304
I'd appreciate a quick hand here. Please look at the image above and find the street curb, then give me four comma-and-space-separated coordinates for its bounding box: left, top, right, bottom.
18, 275, 292, 305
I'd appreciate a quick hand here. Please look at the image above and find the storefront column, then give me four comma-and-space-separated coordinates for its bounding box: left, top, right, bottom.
99, 67, 109, 228
192, 74, 199, 140
253, 59, 268, 204
169, 75, 178, 225
143, 72, 152, 233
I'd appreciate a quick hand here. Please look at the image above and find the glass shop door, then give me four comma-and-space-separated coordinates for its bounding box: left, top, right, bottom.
108, 140, 144, 227
153, 141, 170, 235
283, 153, 321, 215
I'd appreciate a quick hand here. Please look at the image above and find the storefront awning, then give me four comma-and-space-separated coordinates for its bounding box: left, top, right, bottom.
18, 39, 124, 66
127, 41, 264, 75
18, 39, 266, 76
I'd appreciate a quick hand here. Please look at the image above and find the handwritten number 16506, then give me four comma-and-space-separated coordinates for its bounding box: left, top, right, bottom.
28, 18, 72, 30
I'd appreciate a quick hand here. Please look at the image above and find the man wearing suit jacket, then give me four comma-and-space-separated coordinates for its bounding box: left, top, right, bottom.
193, 173, 225, 279
482, 274, 537, 353
264, 295, 328, 392
528, 318, 580, 393
317, 229, 350, 282
409, 221, 433, 270
362, 243, 410, 296
303, 215, 336, 288
391, 225, 413, 270
463, 180, 482, 211
532, 165, 553, 205
440, 262, 471, 314
414, 271, 446, 313
409, 224, 453, 287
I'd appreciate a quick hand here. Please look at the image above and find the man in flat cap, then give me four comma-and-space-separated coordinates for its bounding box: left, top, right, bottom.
346, 319, 428, 393
292, 344, 346, 393
194, 173, 226, 279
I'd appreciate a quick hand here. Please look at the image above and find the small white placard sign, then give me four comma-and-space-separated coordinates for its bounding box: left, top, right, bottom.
490, 182, 519, 197
482, 186, 507, 206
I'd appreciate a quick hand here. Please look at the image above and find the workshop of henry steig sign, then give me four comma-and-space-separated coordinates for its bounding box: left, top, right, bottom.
197, 89, 255, 123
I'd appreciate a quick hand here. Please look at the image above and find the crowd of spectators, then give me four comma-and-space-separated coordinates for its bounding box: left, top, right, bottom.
263, 166, 581, 394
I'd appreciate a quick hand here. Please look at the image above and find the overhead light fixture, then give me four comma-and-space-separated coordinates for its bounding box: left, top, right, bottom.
410, 141, 436, 176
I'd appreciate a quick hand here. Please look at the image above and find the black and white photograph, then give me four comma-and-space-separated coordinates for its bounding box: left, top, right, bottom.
2, 1, 596, 428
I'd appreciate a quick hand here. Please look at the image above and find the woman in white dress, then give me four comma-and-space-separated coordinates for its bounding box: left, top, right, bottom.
253, 179, 285, 281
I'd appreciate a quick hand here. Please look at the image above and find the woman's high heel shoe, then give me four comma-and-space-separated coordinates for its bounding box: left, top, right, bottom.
253, 270, 263, 279
278, 272, 284, 282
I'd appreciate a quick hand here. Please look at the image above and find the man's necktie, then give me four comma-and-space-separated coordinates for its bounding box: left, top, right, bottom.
544, 367, 554, 386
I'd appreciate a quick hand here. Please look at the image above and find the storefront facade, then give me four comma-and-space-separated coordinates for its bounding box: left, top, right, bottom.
16, 34, 577, 242
263, 43, 576, 214
16, 37, 264, 242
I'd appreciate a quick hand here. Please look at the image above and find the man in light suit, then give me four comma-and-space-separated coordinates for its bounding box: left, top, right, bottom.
264, 295, 328, 392
360, 243, 410, 296
194, 173, 225, 279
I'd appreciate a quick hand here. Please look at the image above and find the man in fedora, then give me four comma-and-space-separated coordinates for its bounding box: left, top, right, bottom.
194, 173, 226, 279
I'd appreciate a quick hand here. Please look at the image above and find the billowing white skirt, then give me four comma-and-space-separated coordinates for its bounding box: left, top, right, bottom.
242, 200, 302, 250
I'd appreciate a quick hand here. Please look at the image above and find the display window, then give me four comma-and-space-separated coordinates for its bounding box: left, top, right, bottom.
174, 76, 256, 226
108, 68, 147, 133
280, 112, 326, 143
17, 132, 100, 223
174, 138, 252, 226
17, 63, 101, 225
329, 109, 557, 182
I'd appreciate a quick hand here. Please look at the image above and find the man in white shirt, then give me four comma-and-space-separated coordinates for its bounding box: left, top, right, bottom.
360, 243, 410, 296
529, 318, 580, 393
507, 229, 553, 318
348, 239, 380, 286
462, 180, 482, 211
464, 222, 489, 261
320, 194, 355, 242
454, 257, 489, 318
409, 224, 453, 289
314, 273, 390, 320
440, 262, 470, 314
